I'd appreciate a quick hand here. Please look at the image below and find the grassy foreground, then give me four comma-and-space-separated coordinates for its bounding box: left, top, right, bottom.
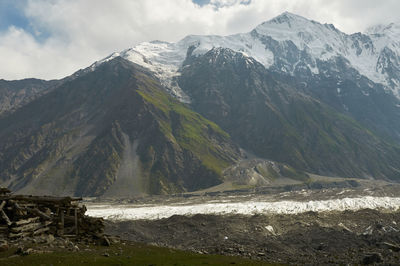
0, 242, 275, 266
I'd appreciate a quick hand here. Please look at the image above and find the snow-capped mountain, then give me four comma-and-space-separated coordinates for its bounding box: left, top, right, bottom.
3, 12, 400, 196
94, 11, 400, 99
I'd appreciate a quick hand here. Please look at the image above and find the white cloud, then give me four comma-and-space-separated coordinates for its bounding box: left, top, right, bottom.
0, 26, 99, 80
0, 0, 399, 80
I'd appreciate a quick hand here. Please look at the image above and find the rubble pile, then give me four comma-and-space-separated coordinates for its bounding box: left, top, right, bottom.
105, 208, 400, 264
0, 188, 104, 241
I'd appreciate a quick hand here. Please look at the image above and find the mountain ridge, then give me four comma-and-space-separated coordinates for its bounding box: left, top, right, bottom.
178, 47, 400, 180
0, 57, 241, 196
2, 12, 400, 196
88, 12, 400, 100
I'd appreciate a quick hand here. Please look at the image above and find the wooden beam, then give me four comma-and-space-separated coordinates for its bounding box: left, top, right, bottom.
0, 210, 11, 226
10, 222, 44, 233
60, 210, 64, 236
12, 217, 40, 226
27, 208, 52, 220
0, 201, 6, 211
9, 231, 32, 239
74, 208, 78, 235
0, 195, 82, 206
11, 201, 26, 216
33, 227, 49, 235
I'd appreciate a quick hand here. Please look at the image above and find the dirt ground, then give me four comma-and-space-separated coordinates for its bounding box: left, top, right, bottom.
105, 209, 400, 265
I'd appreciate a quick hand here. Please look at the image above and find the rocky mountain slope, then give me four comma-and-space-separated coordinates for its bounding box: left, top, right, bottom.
0, 58, 240, 196
0, 79, 58, 117
93, 12, 400, 142
178, 48, 400, 179
2, 12, 400, 196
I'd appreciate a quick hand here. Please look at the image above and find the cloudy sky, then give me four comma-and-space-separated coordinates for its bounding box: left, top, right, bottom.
0, 0, 399, 80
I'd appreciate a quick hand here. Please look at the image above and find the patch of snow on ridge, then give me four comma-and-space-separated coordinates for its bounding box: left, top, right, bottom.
131, 41, 191, 103
86, 196, 400, 221
93, 43, 191, 103
90, 52, 121, 70
92, 33, 276, 102
178, 34, 274, 68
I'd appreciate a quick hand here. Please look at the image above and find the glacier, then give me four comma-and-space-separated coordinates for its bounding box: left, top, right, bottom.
86, 196, 400, 221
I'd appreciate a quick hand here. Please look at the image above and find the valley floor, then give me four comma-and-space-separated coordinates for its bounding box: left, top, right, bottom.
90, 182, 400, 264
105, 209, 400, 265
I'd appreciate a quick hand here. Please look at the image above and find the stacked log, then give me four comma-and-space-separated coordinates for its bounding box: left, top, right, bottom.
0, 189, 104, 241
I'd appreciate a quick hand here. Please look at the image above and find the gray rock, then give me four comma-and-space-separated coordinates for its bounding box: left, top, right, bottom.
362, 253, 383, 264
102, 236, 111, 246
380, 242, 400, 252
22, 248, 34, 256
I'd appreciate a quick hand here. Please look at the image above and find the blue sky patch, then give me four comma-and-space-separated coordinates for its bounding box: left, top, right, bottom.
0, 1, 29, 31
0, 0, 49, 42
192, 0, 211, 6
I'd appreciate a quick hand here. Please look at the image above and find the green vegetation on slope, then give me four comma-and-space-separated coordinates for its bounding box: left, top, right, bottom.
138, 87, 232, 174
0, 242, 273, 266
134, 72, 239, 194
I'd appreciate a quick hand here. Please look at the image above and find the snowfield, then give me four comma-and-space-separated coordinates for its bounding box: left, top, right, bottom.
86, 196, 400, 221
91, 12, 400, 100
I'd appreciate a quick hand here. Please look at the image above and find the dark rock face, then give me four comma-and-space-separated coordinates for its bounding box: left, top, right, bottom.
178, 48, 400, 180
377, 46, 400, 91
362, 253, 383, 264
0, 79, 58, 117
250, 30, 318, 79
269, 55, 400, 142
0, 57, 240, 196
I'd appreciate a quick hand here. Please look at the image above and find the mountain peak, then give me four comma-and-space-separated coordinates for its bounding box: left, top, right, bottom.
252, 11, 345, 57
365, 22, 400, 37
200, 47, 260, 69
254, 12, 327, 38
270, 11, 308, 23
259, 12, 312, 28
254, 11, 343, 36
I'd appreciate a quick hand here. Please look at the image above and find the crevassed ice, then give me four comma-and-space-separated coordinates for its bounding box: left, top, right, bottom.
86, 196, 400, 221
